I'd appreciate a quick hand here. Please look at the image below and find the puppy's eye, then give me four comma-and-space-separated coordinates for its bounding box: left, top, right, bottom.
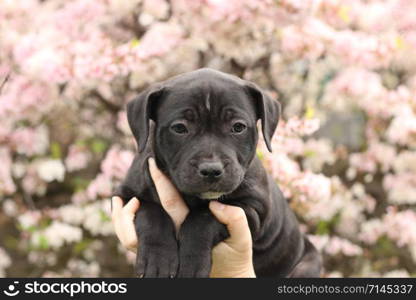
231, 122, 247, 134
170, 123, 188, 135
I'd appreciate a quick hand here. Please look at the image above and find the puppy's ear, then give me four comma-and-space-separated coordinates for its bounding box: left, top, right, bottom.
245, 82, 281, 152
127, 85, 165, 152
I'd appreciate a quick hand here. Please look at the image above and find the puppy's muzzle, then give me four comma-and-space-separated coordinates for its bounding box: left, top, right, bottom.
198, 161, 224, 180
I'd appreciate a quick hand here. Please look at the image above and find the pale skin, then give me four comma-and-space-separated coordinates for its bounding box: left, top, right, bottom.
111, 158, 256, 278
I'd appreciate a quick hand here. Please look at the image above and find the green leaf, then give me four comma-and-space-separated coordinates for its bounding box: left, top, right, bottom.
50, 142, 62, 159
38, 235, 49, 250
4, 236, 19, 249
304, 106, 315, 119
100, 210, 111, 222
38, 218, 52, 230
256, 149, 264, 161
316, 220, 330, 235
91, 139, 107, 154
304, 150, 316, 158
75, 140, 87, 147
16, 223, 36, 233
73, 239, 92, 255
71, 177, 91, 192
130, 38, 140, 47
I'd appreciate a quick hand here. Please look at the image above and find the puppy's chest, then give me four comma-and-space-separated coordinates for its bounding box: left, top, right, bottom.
182, 194, 211, 210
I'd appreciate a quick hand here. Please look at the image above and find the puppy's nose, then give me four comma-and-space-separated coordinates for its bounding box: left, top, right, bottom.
198, 162, 224, 179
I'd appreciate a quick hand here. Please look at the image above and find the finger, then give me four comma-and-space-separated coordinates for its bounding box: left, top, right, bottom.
209, 201, 252, 250
111, 196, 124, 217
111, 197, 139, 252
148, 158, 189, 229
122, 197, 140, 220
120, 213, 139, 252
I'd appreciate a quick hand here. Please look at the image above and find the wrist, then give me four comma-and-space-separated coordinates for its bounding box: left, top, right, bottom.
210, 263, 256, 278
232, 265, 256, 278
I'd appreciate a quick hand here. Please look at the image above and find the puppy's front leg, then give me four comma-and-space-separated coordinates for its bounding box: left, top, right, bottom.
177, 209, 229, 277
135, 201, 179, 278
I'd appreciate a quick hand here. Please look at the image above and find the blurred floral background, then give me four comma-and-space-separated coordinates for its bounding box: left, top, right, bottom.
0, 0, 416, 278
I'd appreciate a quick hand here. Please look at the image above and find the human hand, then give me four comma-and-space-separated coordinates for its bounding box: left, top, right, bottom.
208, 201, 256, 278
111, 158, 255, 277
111, 158, 189, 253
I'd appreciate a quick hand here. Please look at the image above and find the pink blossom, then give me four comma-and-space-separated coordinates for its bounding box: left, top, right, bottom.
100, 146, 134, 181
71, 191, 89, 205
33, 221, 83, 249
331, 30, 395, 68
0, 148, 16, 195
302, 139, 335, 172
275, 117, 320, 138
18, 211, 42, 230
292, 172, 332, 203
116, 111, 130, 135
36, 159, 65, 183
83, 200, 113, 236
383, 174, 416, 205
280, 18, 334, 60
263, 152, 300, 179
21, 167, 47, 196
86, 174, 113, 200
53, 0, 107, 35
10, 126, 49, 156
59, 204, 85, 226
329, 67, 384, 98
359, 218, 385, 244
296, 176, 343, 221
349, 141, 396, 174
309, 235, 363, 256
392, 150, 416, 174
66, 259, 100, 277
386, 108, 416, 147
384, 209, 416, 251
205, 0, 241, 21
0, 76, 53, 119
65, 145, 91, 172
326, 236, 363, 256
308, 234, 329, 252
134, 22, 184, 60
356, 1, 393, 32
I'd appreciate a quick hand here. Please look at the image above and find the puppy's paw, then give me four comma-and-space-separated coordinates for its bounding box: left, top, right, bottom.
177, 251, 211, 278
136, 243, 179, 278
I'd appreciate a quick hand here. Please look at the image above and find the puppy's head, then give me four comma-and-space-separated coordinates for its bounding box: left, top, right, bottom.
127, 69, 280, 199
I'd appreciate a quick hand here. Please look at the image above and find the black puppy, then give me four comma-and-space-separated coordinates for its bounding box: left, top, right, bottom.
115, 68, 321, 278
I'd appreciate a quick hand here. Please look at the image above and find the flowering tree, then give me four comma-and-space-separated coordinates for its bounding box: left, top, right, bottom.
0, 0, 415, 277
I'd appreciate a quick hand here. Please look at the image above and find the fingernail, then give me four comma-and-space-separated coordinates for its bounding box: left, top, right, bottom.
148, 157, 155, 168
211, 201, 225, 211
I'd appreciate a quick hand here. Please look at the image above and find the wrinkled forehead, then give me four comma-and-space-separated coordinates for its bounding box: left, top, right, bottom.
156, 80, 256, 122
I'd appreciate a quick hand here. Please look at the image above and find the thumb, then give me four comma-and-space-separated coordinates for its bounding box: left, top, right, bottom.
209, 201, 252, 251
148, 158, 189, 232
123, 197, 140, 220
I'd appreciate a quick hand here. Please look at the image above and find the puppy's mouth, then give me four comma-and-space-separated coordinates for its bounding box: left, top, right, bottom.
172, 167, 245, 200
198, 192, 225, 200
